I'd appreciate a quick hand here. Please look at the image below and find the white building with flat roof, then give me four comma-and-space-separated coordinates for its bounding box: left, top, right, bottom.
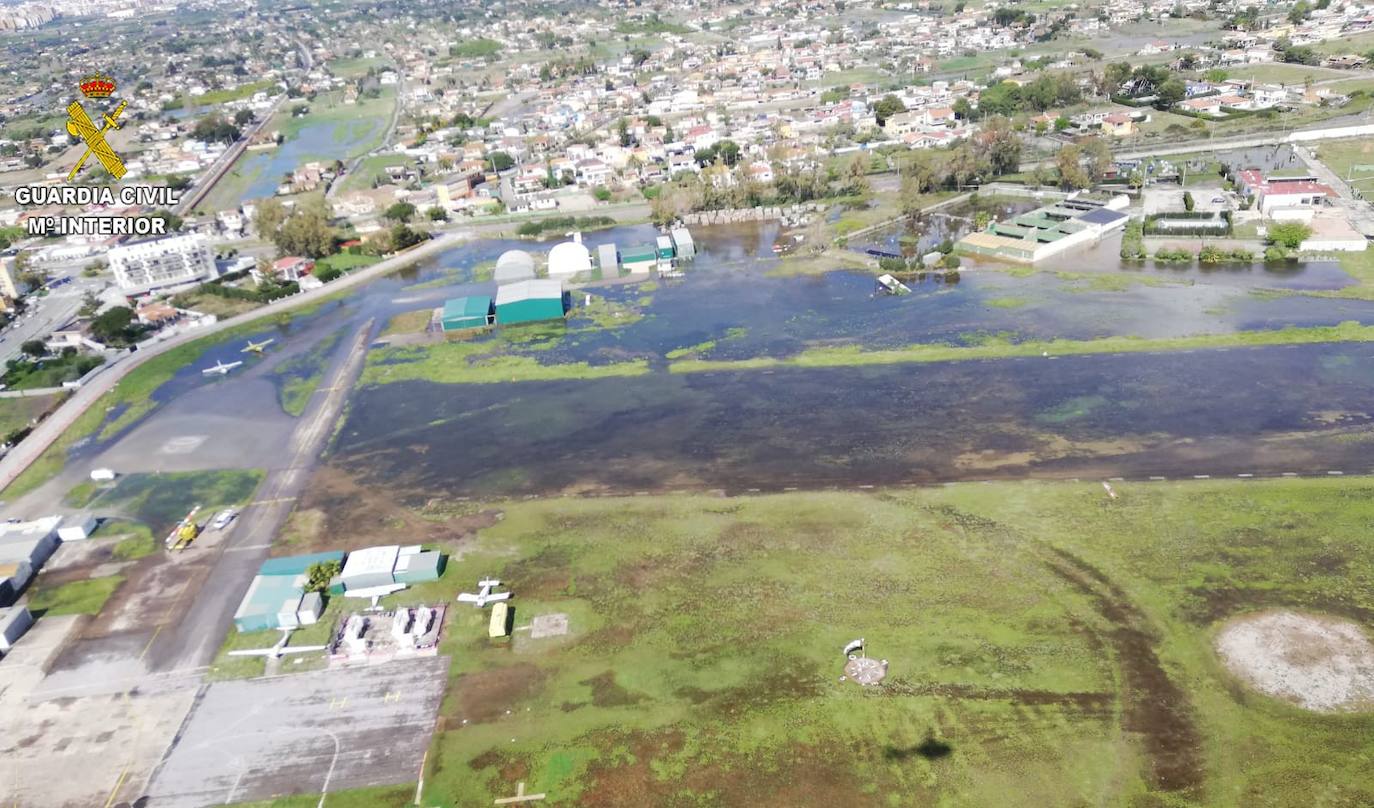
108, 233, 217, 293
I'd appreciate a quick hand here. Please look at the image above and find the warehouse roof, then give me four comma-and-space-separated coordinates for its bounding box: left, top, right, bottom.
258, 551, 345, 577
1078, 207, 1128, 226
340, 545, 400, 580
621, 243, 657, 262
443, 296, 492, 320
234, 573, 304, 621
496, 278, 563, 305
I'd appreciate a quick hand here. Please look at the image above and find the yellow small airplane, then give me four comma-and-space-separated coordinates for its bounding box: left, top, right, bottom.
241, 338, 275, 354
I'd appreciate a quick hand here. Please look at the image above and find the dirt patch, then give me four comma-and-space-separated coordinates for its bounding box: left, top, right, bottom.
580, 671, 643, 708
1216, 610, 1374, 712
453, 663, 546, 723
292, 464, 500, 553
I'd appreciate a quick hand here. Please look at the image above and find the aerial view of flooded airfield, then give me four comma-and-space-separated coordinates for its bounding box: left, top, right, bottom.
6, 2, 1374, 806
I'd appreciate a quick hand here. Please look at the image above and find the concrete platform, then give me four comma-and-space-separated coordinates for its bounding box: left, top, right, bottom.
144, 655, 448, 807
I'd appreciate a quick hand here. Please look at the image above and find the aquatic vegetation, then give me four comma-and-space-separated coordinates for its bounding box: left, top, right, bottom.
670, 321, 1374, 374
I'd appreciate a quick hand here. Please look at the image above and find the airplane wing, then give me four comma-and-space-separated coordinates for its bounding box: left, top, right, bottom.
456, 593, 481, 603
485, 592, 512, 602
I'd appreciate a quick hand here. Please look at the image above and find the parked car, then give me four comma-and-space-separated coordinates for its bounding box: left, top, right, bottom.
210, 509, 238, 530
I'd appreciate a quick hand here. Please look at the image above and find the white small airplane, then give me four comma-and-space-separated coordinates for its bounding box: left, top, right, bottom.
201, 360, 243, 376
226, 628, 327, 659
457, 577, 512, 608
241, 338, 275, 354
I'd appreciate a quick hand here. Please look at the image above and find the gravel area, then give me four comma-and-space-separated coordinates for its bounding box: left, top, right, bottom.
1216, 610, 1374, 712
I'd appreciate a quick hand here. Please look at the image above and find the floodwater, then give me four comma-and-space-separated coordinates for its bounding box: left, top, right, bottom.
235, 115, 381, 202
331, 343, 1374, 498
56, 217, 1374, 498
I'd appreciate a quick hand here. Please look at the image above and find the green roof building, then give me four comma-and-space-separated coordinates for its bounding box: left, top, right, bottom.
442, 296, 494, 332
495, 279, 566, 325
621, 243, 657, 274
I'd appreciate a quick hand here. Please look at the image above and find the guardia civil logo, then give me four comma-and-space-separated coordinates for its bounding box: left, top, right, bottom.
66, 73, 127, 182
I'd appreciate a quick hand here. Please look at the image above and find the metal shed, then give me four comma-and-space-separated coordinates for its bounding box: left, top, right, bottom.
655, 235, 676, 260
258, 551, 345, 577
441, 296, 494, 332
0, 561, 32, 607
340, 545, 401, 591
394, 550, 444, 584
670, 228, 696, 260
621, 244, 657, 274
496, 279, 567, 325
0, 605, 34, 653
494, 250, 536, 283
597, 243, 619, 278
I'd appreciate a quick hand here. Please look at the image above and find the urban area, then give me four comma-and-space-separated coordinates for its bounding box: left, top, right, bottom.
2, 0, 1374, 805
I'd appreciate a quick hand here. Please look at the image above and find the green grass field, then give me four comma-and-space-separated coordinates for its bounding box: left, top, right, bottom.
1311, 138, 1374, 188
270, 328, 345, 416
324, 478, 1374, 806
28, 575, 124, 617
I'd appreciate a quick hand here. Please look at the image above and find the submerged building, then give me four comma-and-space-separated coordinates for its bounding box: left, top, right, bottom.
441, 296, 494, 332
494, 250, 536, 283
496, 279, 568, 325
547, 235, 592, 278
955, 194, 1130, 264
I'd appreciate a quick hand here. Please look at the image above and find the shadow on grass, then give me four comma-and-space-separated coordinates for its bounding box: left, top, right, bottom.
884, 733, 953, 761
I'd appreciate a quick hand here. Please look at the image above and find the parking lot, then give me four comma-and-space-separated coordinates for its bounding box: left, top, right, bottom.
144, 655, 447, 807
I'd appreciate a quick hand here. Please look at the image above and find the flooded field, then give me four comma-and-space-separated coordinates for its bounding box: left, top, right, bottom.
46, 217, 1374, 502
330, 343, 1374, 498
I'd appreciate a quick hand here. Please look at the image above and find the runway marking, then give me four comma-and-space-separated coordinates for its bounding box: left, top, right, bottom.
226, 543, 272, 552
1193, 475, 1211, 479
1328, 470, 1345, 475
384, 691, 400, 703
1237, 473, 1254, 478
103, 767, 129, 808
330, 697, 349, 710
139, 625, 162, 661
1148, 476, 1166, 481
248, 497, 297, 507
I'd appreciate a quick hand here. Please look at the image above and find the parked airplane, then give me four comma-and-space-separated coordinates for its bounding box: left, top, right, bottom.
201, 360, 243, 375
457, 577, 512, 608
226, 628, 326, 659
241, 338, 275, 354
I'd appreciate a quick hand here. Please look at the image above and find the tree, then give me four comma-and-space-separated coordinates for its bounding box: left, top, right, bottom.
190, 114, 240, 144
390, 223, 428, 251
426, 206, 448, 221
305, 560, 340, 594
1104, 62, 1133, 95
384, 201, 417, 223
275, 198, 336, 258
1183, 190, 1195, 212
1081, 137, 1113, 183
90, 306, 135, 345
1154, 78, 1186, 110
488, 151, 515, 172
76, 289, 102, 318
1267, 221, 1311, 250
873, 94, 906, 125
1055, 144, 1091, 189
976, 116, 1022, 177
254, 197, 288, 237
20, 340, 45, 358
233, 108, 254, 126
715, 139, 741, 167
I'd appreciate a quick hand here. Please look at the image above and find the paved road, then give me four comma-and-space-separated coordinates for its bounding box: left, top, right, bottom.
145, 318, 373, 673
0, 230, 466, 497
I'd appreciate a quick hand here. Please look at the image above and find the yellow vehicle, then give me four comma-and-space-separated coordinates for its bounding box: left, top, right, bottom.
164, 506, 201, 551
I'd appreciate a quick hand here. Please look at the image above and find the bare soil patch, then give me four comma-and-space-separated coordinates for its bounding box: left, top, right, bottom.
1216, 610, 1374, 712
